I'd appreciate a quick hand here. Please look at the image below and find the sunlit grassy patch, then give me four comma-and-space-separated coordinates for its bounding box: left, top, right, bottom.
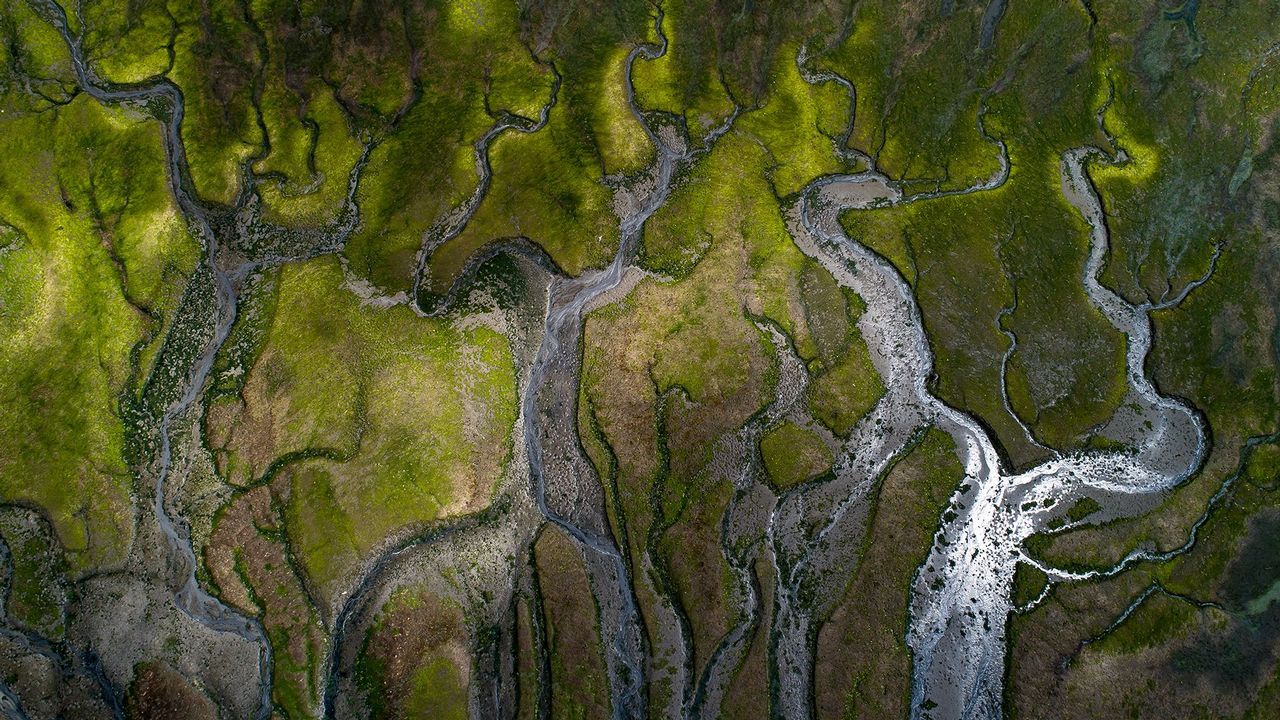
81, 0, 173, 83
628, 2, 736, 144
344, 0, 554, 294
0, 91, 199, 569
1010, 561, 1049, 609
167, 0, 262, 205
1, 0, 77, 102
808, 347, 884, 438
430, 110, 618, 290
343, 97, 487, 293
739, 42, 850, 197
208, 257, 517, 597
1091, 591, 1199, 656
594, 46, 654, 176
1246, 444, 1280, 487
255, 83, 365, 226
800, 262, 885, 435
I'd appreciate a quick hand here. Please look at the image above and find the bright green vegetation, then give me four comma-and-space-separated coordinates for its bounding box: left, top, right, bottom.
252, 72, 364, 226
431, 107, 619, 289
1247, 444, 1280, 488
593, 45, 657, 175
637, 127, 841, 356
1066, 497, 1103, 523
164, 0, 263, 205
628, 0, 736, 143
807, 350, 884, 437
1, 0, 73, 92
207, 257, 517, 599
1010, 562, 1049, 609
760, 422, 833, 489
80, 0, 174, 83
629, 0, 844, 145
425, 0, 655, 297
0, 32, 198, 569
403, 657, 468, 720
736, 43, 852, 198
832, 0, 1003, 193
1090, 590, 1200, 656
801, 268, 884, 436
344, 0, 557, 293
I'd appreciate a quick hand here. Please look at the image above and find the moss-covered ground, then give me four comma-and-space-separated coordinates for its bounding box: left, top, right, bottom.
760, 422, 832, 490
4, 0, 1280, 716
814, 429, 962, 719
206, 256, 517, 601
1, 17, 199, 568
354, 586, 470, 720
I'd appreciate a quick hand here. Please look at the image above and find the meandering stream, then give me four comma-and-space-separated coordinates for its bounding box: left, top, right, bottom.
322, 10, 744, 718
518, 15, 740, 717
34, 2, 274, 715
36, 1, 376, 716
904, 145, 1206, 720
21, 4, 1224, 719
780, 133, 1207, 720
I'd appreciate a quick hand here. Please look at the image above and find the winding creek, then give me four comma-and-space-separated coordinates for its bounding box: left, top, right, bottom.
10, 3, 1236, 719
34, 1, 375, 716
36, 2, 274, 715
780, 123, 1210, 720
906, 145, 1207, 720
324, 10, 744, 719
511, 14, 740, 717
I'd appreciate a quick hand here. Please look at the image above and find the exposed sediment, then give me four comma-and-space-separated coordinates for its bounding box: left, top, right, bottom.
323, 10, 745, 719
903, 145, 1206, 720
519, 30, 700, 718
691, 321, 815, 720
9, 6, 1238, 720
778, 136, 1207, 720
32, 1, 377, 716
